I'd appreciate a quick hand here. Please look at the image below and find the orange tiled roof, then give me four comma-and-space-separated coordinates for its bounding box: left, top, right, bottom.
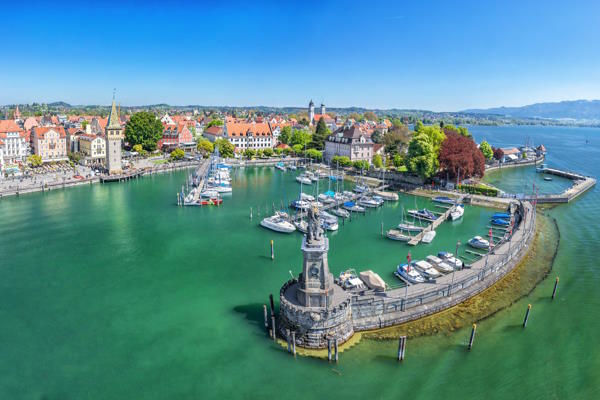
33, 126, 67, 139
226, 122, 271, 137
0, 120, 23, 133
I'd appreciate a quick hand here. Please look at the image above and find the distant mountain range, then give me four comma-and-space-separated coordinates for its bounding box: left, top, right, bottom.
462, 100, 600, 120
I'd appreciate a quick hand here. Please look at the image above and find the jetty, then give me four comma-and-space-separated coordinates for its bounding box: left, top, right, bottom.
100, 170, 143, 182
407, 201, 462, 246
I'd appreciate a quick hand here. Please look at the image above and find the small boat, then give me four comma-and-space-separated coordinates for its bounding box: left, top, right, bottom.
300, 193, 315, 202
432, 196, 456, 205
536, 163, 547, 173
296, 175, 312, 185
200, 198, 223, 206
329, 174, 344, 181
492, 212, 510, 219
207, 185, 232, 194
339, 269, 365, 290
491, 218, 510, 226
353, 184, 369, 193
342, 190, 354, 198
373, 190, 399, 201
408, 209, 438, 221
321, 219, 339, 231
294, 219, 308, 233
421, 230, 436, 243
413, 260, 442, 279
395, 263, 426, 284
358, 197, 379, 208
438, 252, 463, 270
386, 229, 411, 242
468, 236, 490, 249
330, 207, 350, 218
275, 162, 286, 171
343, 201, 365, 213
450, 204, 465, 221
201, 189, 219, 198
288, 165, 297, 171
260, 212, 296, 233
290, 200, 310, 210
320, 210, 338, 224
371, 195, 385, 206
397, 223, 423, 233
318, 192, 336, 204
425, 255, 453, 273
544, 176, 553, 181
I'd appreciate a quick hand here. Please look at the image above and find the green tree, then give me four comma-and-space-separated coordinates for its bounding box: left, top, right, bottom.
372, 153, 383, 168
479, 140, 493, 160
393, 154, 404, 168
214, 138, 235, 158
279, 126, 292, 144
353, 160, 370, 171
406, 134, 436, 179
81, 120, 89, 130
292, 144, 303, 155
206, 119, 223, 128
125, 111, 164, 151
364, 111, 377, 121
289, 129, 312, 147
304, 148, 322, 161
196, 139, 214, 156
283, 147, 293, 156
311, 118, 329, 150
263, 148, 274, 157
256, 149, 264, 158
27, 154, 42, 167
414, 120, 425, 133
331, 155, 352, 167
274, 148, 283, 156
243, 148, 256, 159
170, 148, 185, 160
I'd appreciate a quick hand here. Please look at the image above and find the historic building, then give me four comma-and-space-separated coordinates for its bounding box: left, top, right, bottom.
105, 97, 123, 175
324, 124, 374, 164
308, 100, 332, 126
79, 134, 106, 165
222, 121, 273, 150
0, 120, 28, 164
158, 123, 195, 150
32, 126, 68, 162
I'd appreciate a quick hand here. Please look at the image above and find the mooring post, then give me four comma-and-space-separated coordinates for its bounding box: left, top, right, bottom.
271, 315, 276, 340
401, 336, 407, 360
523, 304, 531, 328
292, 331, 296, 356
381, 221, 384, 237
269, 294, 275, 317
250, 207, 253, 220
468, 323, 477, 350
263, 304, 268, 331
552, 277, 559, 300
397, 336, 407, 361
286, 329, 291, 353
271, 240, 274, 260
334, 338, 339, 363
327, 338, 332, 361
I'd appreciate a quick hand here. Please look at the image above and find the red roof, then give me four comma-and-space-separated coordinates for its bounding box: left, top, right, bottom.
33, 126, 67, 139
275, 143, 290, 149
204, 126, 223, 135
226, 122, 271, 137
0, 120, 23, 133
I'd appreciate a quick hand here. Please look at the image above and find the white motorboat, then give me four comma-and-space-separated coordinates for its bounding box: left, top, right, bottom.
201, 189, 219, 198
421, 230, 436, 243
397, 223, 423, 233
425, 255, 454, 273
468, 236, 490, 249
207, 185, 232, 194
438, 252, 463, 270
412, 260, 442, 279
342, 190, 354, 198
450, 204, 465, 221
330, 207, 350, 218
300, 193, 315, 202
371, 196, 385, 206
296, 175, 312, 185
353, 184, 369, 193
343, 201, 365, 213
318, 193, 336, 204
339, 269, 366, 290
294, 219, 308, 234
386, 229, 411, 242
290, 199, 310, 210
260, 212, 296, 233
320, 210, 338, 224
358, 197, 379, 208
288, 165, 297, 171
395, 263, 426, 284
321, 219, 339, 231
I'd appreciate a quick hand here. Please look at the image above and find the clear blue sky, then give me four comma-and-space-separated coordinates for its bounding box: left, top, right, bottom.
2, 0, 600, 111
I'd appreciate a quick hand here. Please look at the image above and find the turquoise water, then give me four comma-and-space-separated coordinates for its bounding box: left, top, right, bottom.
0, 125, 599, 399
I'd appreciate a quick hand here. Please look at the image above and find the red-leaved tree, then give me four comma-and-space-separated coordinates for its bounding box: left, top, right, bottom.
438, 132, 485, 179
493, 147, 504, 160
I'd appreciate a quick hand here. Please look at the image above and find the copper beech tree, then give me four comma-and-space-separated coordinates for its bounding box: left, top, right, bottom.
438, 132, 485, 179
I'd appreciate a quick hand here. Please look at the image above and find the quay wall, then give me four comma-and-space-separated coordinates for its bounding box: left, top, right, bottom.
485, 155, 545, 172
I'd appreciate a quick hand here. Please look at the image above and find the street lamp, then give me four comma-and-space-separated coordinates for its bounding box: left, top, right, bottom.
449, 240, 460, 296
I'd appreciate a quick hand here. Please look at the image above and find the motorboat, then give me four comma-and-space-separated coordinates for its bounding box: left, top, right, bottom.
397, 223, 423, 233
321, 219, 339, 231
342, 190, 354, 198
491, 218, 510, 226
207, 185, 232, 194
296, 175, 312, 185
358, 197, 379, 208
200, 198, 223, 206
438, 252, 463, 270
544, 176, 553, 181
421, 230, 437, 243
288, 165, 297, 171
275, 162, 286, 171
425, 255, 453, 273
373, 190, 399, 201
468, 236, 490, 249
450, 204, 465, 221
260, 212, 296, 233
294, 219, 308, 234
412, 260, 442, 279
371, 195, 385, 206
492, 212, 510, 219
408, 209, 438, 221
395, 263, 426, 284
300, 193, 315, 202
200, 189, 219, 198
433, 196, 456, 205
320, 210, 338, 224
353, 184, 369, 193
318, 192, 336, 204
330, 207, 350, 218
386, 229, 411, 242
339, 269, 365, 290
290, 199, 310, 210
343, 201, 365, 213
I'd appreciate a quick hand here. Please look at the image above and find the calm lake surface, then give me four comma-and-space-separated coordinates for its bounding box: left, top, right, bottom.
1, 125, 599, 399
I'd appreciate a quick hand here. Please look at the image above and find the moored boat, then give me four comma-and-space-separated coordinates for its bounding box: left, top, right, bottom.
491, 218, 510, 226
296, 175, 312, 185
358, 196, 379, 208
468, 236, 490, 249
343, 201, 365, 213
433, 196, 456, 205
412, 260, 442, 279
425, 255, 454, 273
386, 229, 411, 242
421, 230, 437, 243
397, 223, 423, 233
330, 207, 350, 218
438, 252, 463, 269
408, 208, 438, 221
395, 263, 426, 284
260, 212, 296, 233
450, 204, 465, 221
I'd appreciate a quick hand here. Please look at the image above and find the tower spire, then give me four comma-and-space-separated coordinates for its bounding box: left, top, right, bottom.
107, 90, 120, 129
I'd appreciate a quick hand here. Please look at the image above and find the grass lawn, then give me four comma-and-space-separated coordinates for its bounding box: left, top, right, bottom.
152, 159, 169, 165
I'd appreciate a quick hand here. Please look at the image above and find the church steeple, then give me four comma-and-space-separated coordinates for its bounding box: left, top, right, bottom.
107, 91, 120, 129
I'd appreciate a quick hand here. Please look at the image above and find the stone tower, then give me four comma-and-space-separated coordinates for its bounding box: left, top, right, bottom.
105, 95, 123, 175
308, 99, 315, 125
297, 206, 335, 307
320, 103, 325, 116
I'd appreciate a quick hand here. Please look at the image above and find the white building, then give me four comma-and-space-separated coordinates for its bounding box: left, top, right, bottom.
0, 120, 28, 164
324, 125, 374, 164
223, 121, 273, 150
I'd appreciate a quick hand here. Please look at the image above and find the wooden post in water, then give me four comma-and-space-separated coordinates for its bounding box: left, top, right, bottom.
271, 315, 276, 340
269, 294, 275, 317
250, 207, 253, 220
523, 304, 531, 328
334, 338, 339, 362
468, 323, 477, 350
292, 331, 296, 356
271, 240, 274, 260
397, 336, 407, 361
327, 338, 332, 361
381, 221, 384, 237
263, 304, 268, 331
286, 329, 291, 353
552, 277, 559, 300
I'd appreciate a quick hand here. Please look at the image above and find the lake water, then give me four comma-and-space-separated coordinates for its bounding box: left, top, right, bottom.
1, 125, 598, 399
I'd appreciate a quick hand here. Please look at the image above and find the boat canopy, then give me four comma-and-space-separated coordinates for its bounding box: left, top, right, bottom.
359, 270, 386, 291
324, 190, 335, 197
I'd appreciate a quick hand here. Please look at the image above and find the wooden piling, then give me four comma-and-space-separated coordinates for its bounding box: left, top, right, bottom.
286, 329, 291, 353
552, 277, 559, 299
292, 331, 296, 356
397, 336, 406, 361
468, 323, 477, 350
250, 207, 253, 220
334, 338, 339, 362
263, 304, 268, 330
523, 304, 531, 328
269, 294, 275, 317
381, 221, 384, 237
271, 316, 276, 340
271, 240, 274, 260
327, 338, 332, 361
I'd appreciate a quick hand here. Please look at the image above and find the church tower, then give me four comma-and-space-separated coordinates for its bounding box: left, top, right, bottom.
320, 103, 326, 116
308, 99, 315, 126
105, 94, 123, 175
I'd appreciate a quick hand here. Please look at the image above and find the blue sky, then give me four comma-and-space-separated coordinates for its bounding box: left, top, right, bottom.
2, 0, 600, 110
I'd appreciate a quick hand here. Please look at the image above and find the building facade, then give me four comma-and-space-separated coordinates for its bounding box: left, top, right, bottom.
32, 126, 68, 162
324, 125, 374, 164
105, 98, 123, 175
223, 121, 273, 150
158, 123, 194, 150
79, 134, 106, 165
0, 120, 28, 164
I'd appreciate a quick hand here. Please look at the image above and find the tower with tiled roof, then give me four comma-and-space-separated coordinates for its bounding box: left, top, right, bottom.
105, 93, 123, 175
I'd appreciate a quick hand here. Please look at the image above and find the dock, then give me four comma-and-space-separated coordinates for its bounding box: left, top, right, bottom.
407, 201, 462, 246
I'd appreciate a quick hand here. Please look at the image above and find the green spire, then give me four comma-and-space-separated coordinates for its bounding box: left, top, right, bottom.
107, 91, 120, 129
